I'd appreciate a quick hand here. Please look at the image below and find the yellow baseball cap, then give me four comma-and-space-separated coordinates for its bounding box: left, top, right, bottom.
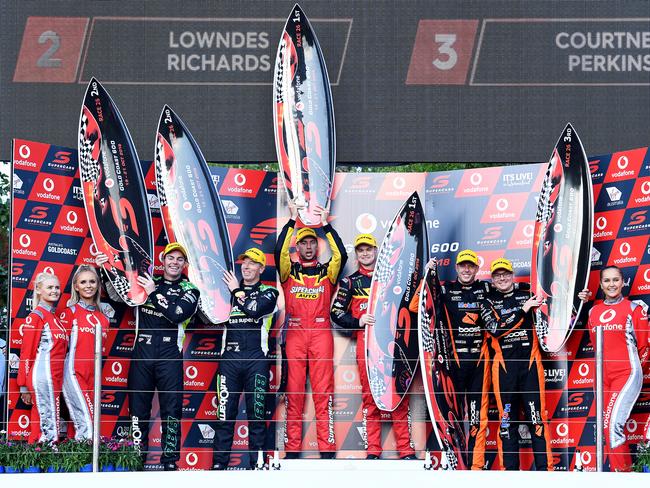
354, 233, 377, 248
238, 247, 266, 267
163, 242, 188, 259
296, 227, 318, 242
456, 249, 479, 266
490, 258, 514, 274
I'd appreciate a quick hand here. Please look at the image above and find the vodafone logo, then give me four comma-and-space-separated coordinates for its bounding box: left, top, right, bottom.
183, 201, 192, 211
186, 366, 198, 379
66, 211, 78, 225
211, 395, 219, 409
111, 362, 123, 375
234, 173, 246, 186
644, 269, 650, 283
617, 155, 629, 170
19, 323, 27, 337
355, 213, 377, 234
642, 181, 650, 195
477, 256, 485, 268
19, 234, 31, 248
626, 418, 638, 433
495, 198, 508, 211
185, 452, 198, 467
595, 216, 607, 230
523, 224, 534, 238
18, 414, 30, 429
43, 266, 55, 275
578, 363, 589, 377
392, 176, 406, 190
619, 242, 631, 256
105, 178, 114, 189
269, 370, 274, 382
470, 173, 482, 186
87, 314, 101, 328
599, 309, 616, 323
19, 144, 31, 159
580, 451, 592, 466
43, 178, 55, 192
342, 369, 356, 384
89, 243, 99, 256
237, 425, 249, 438
556, 423, 569, 437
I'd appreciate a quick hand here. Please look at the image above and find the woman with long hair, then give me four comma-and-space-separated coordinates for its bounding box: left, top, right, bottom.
579, 265, 650, 471
17, 272, 68, 443
60, 265, 108, 440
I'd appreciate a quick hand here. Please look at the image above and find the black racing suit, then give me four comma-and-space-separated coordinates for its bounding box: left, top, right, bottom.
440, 280, 491, 469
212, 281, 278, 469
479, 282, 552, 471
129, 276, 199, 465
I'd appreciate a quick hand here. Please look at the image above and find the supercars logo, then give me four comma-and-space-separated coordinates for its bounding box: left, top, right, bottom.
28, 206, 48, 220
250, 218, 276, 245
628, 210, 647, 226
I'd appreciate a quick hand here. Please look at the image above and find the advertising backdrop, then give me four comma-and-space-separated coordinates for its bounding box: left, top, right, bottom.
2, 1, 650, 163
8, 138, 650, 470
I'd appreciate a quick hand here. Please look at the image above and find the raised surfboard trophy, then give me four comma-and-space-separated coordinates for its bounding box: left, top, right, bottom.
273, 3, 336, 226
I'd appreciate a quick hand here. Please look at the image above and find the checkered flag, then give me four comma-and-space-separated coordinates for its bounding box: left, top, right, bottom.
78, 111, 101, 183
154, 136, 169, 207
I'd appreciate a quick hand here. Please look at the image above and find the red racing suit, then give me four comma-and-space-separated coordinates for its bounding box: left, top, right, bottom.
17, 303, 68, 443
588, 297, 650, 472
275, 219, 347, 453
59, 302, 109, 440
331, 266, 414, 458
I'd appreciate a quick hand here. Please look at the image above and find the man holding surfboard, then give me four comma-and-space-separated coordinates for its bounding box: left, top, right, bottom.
275, 201, 347, 458
331, 234, 416, 460
479, 258, 552, 471
439, 249, 491, 469
211, 247, 279, 470
97, 242, 200, 470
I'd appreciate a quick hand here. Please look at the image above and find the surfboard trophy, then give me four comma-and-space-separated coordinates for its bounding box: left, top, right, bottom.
273, 3, 336, 225
531, 123, 594, 352
154, 105, 234, 325
78, 78, 154, 307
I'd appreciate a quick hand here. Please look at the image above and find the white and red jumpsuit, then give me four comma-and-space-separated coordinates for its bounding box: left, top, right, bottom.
331, 267, 414, 458
275, 219, 347, 454
59, 302, 109, 440
588, 297, 650, 472
17, 303, 68, 443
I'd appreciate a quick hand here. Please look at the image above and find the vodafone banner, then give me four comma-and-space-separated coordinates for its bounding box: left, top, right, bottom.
8, 139, 650, 471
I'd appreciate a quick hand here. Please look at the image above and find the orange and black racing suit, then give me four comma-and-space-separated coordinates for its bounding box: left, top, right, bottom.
275, 219, 347, 454
440, 280, 491, 469
479, 282, 552, 471
331, 267, 415, 458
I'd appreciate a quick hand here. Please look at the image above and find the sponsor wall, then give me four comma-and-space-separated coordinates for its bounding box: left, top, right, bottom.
3, 3, 650, 163
8, 139, 650, 470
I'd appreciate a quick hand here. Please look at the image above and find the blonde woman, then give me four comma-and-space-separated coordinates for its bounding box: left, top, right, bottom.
17, 272, 68, 443
60, 265, 109, 440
